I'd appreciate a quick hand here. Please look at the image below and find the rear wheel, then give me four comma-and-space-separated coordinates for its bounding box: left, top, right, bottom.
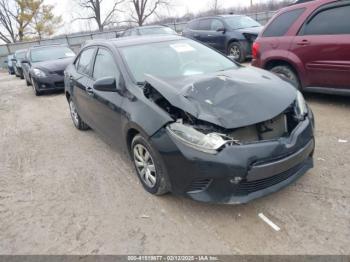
69, 98, 89, 130
131, 134, 170, 195
270, 65, 300, 90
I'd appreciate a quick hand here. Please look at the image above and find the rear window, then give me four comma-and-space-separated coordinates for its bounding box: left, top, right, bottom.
263, 8, 305, 37
302, 5, 350, 35
187, 20, 199, 30
198, 19, 212, 30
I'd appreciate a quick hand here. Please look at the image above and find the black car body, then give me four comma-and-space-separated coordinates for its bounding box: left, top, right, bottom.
22, 45, 75, 95
121, 25, 177, 37
64, 35, 315, 204
6, 54, 15, 75
12, 49, 27, 79
183, 15, 262, 62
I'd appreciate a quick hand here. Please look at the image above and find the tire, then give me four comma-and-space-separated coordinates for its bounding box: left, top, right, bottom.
31, 78, 41, 96
20, 74, 24, 80
25, 75, 31, 86
131, 134, 170, 195
270, 65, 300, 90
68, 98, 90, 130
228, 42, 245, 63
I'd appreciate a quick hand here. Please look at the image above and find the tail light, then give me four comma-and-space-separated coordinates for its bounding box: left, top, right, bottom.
252, 42, 260, 59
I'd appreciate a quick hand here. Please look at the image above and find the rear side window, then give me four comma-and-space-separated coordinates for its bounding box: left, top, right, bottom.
303, 5, 350, 35
93, 48, 120, 82
198, 19, 212, 30
76, 48, 95, 75
188, 20, 199, 30
263, 8, 305, 37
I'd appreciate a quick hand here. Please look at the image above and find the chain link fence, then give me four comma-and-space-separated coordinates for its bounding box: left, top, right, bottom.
0, 11, 276, 68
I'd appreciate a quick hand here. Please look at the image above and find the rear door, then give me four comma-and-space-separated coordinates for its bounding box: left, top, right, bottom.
291, 3, 350, 89
70, 47, 97, 127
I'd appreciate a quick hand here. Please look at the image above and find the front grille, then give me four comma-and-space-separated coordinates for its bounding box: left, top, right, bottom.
53, 70, 64, 76
234, 163, 303, 195
187, 179, 212, 193
55, 81, 64, 88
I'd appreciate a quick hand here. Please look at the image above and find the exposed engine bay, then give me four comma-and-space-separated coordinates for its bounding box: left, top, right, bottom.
144, 81, 301, 146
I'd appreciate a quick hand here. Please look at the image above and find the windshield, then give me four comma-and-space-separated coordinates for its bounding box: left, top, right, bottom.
15, 51, 26, 60
139, 27, 177, 35
225, 16, 261, 30
30, 46, 75, 63
120, 40, 237, 83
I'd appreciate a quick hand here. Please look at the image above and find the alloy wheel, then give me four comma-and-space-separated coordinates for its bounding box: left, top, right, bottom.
133, 144, 157, 188
230, 46, 241, 60
69, 100, 79, 126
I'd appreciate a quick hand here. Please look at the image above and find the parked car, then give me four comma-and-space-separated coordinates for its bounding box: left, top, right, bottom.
22, 44, 76, 96
12, 49, 27, 79
252, 0, 350, 96
182, 15, 262, 62
5, 54, 15, 75
64, 35, 315, 204
121, 25, 178, 37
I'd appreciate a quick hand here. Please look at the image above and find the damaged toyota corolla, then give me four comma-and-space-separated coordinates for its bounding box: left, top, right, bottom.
64, 35, 315, 204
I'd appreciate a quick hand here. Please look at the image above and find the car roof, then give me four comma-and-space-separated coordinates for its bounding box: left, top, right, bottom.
85, 35, 184, 49
280, 0, 336, 11
190, 14, 244, 21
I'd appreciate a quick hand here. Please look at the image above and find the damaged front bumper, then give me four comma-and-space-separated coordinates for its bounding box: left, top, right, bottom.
150, 116, 315, 204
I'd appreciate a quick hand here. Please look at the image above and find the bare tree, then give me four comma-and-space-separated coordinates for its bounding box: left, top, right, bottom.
129, 0, 169, 26
0, 0, 16, 43
74, 0, 125, 31
0, 0, 41, 43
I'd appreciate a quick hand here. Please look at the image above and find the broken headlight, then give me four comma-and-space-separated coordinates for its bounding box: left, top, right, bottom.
167, 122, 230, 154
295, 91, 308, 118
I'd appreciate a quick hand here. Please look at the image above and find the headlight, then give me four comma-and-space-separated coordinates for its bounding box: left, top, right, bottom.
295, 91, 308, 117
32, 68, 46, 77
167, 122, 232, 154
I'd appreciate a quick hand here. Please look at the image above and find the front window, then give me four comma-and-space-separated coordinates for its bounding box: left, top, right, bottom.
224, 16, 261, 30
120, 40, 237, 83
30, 46, 75, 63
138, 27, 177, 35
16, 51, 26, 60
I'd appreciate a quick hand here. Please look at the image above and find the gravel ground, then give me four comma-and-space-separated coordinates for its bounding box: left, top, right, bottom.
0, 71, 349, 255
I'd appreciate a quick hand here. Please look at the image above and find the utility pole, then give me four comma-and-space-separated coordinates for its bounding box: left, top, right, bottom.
250, 0, 253, 7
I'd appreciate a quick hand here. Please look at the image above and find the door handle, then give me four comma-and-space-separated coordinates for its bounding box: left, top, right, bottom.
297, 39, 310, 46
86, 86, 94, 95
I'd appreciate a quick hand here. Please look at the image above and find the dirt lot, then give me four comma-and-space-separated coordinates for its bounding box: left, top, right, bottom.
0, 70, 349, 255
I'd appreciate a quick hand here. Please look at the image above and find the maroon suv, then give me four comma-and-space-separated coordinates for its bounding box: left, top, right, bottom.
252, 0, 350, 96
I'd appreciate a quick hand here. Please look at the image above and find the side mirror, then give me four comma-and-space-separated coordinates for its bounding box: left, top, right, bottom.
216, 27, 226, 33
93, 77, 118, 92
11, 58, 17, 62
21, 59, 29, 64
4, 60, 7, 64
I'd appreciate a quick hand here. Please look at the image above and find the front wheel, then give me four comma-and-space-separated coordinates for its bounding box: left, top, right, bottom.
68, 98, 89, 130
270, 65, 300, 90
228, 42, 245, 63
131, 134, 170, 195
31, 78, 41, 96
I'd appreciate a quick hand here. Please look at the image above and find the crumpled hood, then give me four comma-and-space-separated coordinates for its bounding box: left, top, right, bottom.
145, 66, 297, 129
33, 57, 75, 73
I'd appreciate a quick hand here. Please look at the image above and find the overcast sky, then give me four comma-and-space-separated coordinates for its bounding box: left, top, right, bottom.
46, 0, 268, 34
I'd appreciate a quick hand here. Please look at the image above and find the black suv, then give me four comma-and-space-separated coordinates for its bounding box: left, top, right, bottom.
183, 15, 262, 62
22, 44, 76, 96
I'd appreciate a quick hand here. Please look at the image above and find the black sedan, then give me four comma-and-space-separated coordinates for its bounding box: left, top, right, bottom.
183, 15, 262, 62
22, 45, 76, 96
64, 35, 315, 204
